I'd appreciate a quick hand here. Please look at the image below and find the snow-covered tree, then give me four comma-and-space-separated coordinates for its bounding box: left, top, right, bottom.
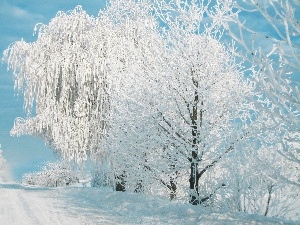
22, 161, 79, 187
214, 142, 300, 219
105, 0, 257, 205
96, 0, 169, 192
4, 6, 110, 164
217, 0, 300, 186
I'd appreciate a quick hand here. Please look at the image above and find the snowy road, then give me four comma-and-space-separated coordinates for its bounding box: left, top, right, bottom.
0, 183, 112, 225
0, 184, 54, 225
0, 183, 138, 225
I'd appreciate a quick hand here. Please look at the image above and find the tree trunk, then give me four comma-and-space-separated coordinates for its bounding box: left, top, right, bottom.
189, 76, 200, 205
169, 179, 177, 200
264, 184, 274, 216
134, 181, 143, 193
169, 169, 178, 200
115, 172, 126, 192
189, 154, 199, 205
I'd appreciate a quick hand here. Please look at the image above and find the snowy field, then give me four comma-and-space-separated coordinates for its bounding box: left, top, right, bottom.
0, 182, 298, 225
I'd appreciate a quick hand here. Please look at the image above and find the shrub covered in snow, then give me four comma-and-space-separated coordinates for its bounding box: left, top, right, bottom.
22, 161, 79, 187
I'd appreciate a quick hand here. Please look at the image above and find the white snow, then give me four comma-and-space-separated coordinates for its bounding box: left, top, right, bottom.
0, 182, 298, 225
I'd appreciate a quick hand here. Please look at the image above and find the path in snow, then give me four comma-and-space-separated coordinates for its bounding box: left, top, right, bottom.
0, 183, 121, 225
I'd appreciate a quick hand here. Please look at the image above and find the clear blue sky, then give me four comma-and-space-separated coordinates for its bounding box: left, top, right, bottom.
0, 0, 106, 181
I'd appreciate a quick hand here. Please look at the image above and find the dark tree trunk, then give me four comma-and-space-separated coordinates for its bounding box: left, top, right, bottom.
115, 172, 126, 192
169, 167, 178, 200
189, 158, 199, 204
189, 76, 201, 205
134, 181, 143, 193
169, 179, 177, 200
264, 184, 274, 216
186, 72, 235, 205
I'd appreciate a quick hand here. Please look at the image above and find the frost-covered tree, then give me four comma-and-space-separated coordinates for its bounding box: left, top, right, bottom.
217, 0, 300, 186
4, 6, 110, 164
215, 142, 300, 219
160, 36, 252, 205
97, 0, 169, 191
22, 161, 79, 187
106, 0, 256, 205
4, 0, 164, 189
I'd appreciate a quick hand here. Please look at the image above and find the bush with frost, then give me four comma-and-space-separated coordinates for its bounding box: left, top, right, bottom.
22, 161, 79, 187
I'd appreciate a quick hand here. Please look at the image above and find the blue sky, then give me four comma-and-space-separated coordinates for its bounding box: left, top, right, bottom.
0, 0, 106, 181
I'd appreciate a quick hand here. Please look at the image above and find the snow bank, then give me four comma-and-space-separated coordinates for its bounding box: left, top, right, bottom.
59, 187, 299, 225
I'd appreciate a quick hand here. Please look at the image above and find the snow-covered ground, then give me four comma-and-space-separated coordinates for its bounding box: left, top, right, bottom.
0, 183, 94, 225
0, 182, 298, 225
